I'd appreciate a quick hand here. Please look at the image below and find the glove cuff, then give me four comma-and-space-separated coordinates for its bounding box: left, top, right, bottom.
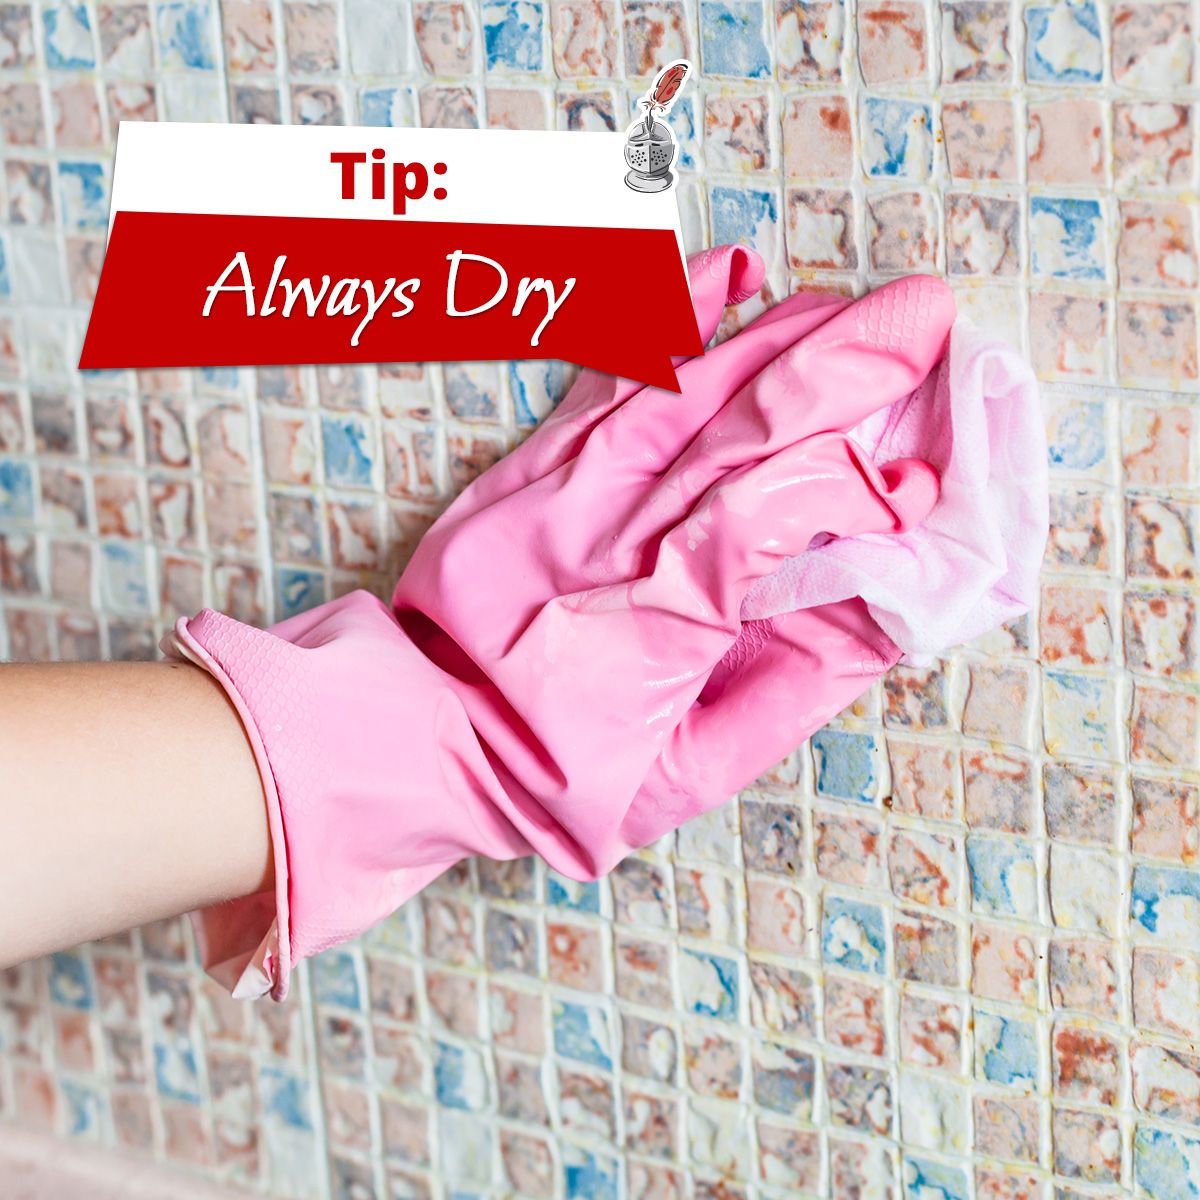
165, 612, 295, 1000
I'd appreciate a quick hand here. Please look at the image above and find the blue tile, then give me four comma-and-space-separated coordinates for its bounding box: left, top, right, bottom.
822, 896, 887, 974
701, 1, 771, 77
1026, 1, 1103, 83
43, 4, 95, 68
967, 835, 1036, 919
509, 361, 572, 429
564, 1145, 620, 1200
552, 1000, 613, 1070
361, 85, 417, 127
1046, 398, 1106, 470
0, 235, 10, 298
904, 1156, 970, 1200
276, 568, 327, 620
434, 1040, 488, 1110
156, 1, 217, 69
710, 185, 778, 249
1136, 1126, 1200, 1200
101, 543, 150, 614
198, 365, 241, 392
261, 1066, 314, 1130
862, 98, 933, 178
753, 1044, 815, 1114
812, 729, 879, 803
154, 1042, 202, 1103
976, 1011, 1039, 1088
0, 459, 34, 519
60, 1080, 101, 1137
49, 951, 94, 1009
321, 414, 374, 488
1132, 864, 1200, 947
58, 162, 109, 231
546, 870, 601, 913
312, 950, 363, 1010
681, 948, 740, 1020
483, 0, 544, 72
1031, 197, 1106, 281
444, 365, 500, 422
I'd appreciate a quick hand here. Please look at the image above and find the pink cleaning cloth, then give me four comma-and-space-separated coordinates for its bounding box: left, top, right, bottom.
742, 318, 1048, 663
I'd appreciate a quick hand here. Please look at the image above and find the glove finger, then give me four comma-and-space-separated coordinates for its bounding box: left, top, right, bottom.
632, 439, 940, 636
619, 600, 899, 853
614, 276, 952, 544
533, 244, 764, 436
587, 288, 850, 477
451, 245, 765, 517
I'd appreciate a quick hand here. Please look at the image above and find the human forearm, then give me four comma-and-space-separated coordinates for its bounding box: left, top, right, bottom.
0, 660, 271, 967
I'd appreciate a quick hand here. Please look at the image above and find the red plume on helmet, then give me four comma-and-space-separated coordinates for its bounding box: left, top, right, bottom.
649, 62, 689, 109
639, 59, 691, 133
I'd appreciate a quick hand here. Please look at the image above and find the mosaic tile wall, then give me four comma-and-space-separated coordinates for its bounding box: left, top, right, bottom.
0, 0, 1199, 1197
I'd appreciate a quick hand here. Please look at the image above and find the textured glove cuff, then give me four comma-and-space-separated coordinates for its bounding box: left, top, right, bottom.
164, 613, 294, 1000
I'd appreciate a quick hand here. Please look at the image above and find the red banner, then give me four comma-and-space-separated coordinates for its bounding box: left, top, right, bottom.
78, 212, 702, 392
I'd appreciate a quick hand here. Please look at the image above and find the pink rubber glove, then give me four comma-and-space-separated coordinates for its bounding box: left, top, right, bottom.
171, 246, 953, 999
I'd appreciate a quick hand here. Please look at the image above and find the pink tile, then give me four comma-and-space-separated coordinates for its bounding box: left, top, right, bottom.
705, 93, 772, 172
888, 827, 960, 907
420, 84, 479, 128
222, 0, 276, 69
546, 922, 605, 991
887, 739, 961, 820
746, 878, 805, 954
1131, 682, 1199, 768
1119, 200, 1198, 290
551, 0, 618, 77
501, 1129, 554, 1197
858, 0, 927, 83
1124, 590, 1198, 678
1118, 300, 1199, 385
1027, 98, 1104, 184
487, 87, 549, 130
777, 0, 845, 81
52, 81, 103, 147
98, 4, 152, 71
1133, 946, 1200, 1039
107, 82, 157, 126
975, 1093, 1040, 1163
425, 968, 478, 1036
283, 0, 338, 71
0, 82, 44, 146
292, 83, 344, 125
786, 187, 857, 270
942, 0, 1011, 81
1053, 1023, 1122, 1107
1114, 102, 1193, 186
813, 810, 884, 885
899, 992, 963, 1072
1050, 937, 1118, 1016
1124, 402, 1196, 485
868, 191, 938, 272
825, 976, 886, 1055
1112, 2, 1193, 89
1040, 583, 1115, 667
414, 2, 475, 75
942, 99, 1016, 180
622, 0, 690, 76
945, 192, 1020, 276
1126, 496, 1197, 581
965, 749, 1036, 835
1030, 293, 1109, 382
1132, 776, 1199, 863
782, 94, 852, 178
973, 922, 1038, 1006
